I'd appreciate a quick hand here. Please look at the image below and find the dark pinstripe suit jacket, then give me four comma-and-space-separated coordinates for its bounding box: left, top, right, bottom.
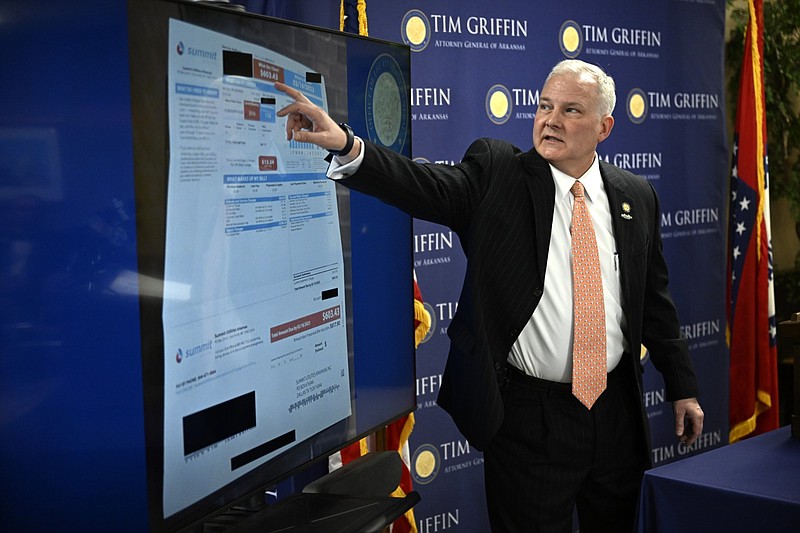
340, 138, 699, 453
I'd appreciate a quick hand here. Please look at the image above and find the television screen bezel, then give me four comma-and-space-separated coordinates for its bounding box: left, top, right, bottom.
127, 1, 415, 530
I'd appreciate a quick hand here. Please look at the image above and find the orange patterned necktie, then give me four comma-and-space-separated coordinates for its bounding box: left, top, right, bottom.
569, 181, 607, 409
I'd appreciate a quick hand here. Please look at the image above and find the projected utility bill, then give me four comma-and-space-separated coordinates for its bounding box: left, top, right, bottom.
162, 19, 351, 517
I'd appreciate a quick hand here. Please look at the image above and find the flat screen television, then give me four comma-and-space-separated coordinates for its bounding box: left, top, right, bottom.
127, 1, 415, 530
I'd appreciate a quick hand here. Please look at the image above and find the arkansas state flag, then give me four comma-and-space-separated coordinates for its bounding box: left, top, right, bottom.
727, 0, 779, 443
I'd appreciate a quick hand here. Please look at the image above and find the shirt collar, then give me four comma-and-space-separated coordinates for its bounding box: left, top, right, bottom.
549, 154, 603, 204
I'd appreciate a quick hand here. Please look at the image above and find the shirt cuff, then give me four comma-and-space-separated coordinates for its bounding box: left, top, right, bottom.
326, 136, 365, 179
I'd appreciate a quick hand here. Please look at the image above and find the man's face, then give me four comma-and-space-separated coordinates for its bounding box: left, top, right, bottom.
532, 73, 614, 178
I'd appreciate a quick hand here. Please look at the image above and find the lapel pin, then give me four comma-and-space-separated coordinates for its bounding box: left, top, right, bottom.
621, 202, 633, 220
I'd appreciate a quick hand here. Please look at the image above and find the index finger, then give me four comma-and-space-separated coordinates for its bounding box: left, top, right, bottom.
274, 81, 311, 104
276, 100, 323, 120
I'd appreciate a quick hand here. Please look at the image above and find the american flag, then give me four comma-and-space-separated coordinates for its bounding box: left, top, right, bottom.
340, 0, 368, 35
726, 0, 779, 443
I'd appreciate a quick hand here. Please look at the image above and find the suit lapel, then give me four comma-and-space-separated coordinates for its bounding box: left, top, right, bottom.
600, 163, 638, 346
516, 153, 637, 289
519, 149, 555, 281
601, 162, 636, 262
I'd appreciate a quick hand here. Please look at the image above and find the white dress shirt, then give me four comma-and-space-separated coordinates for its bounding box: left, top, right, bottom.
326, 137, 365, 179
328, 143, 628, 382
507, 155, 628, 382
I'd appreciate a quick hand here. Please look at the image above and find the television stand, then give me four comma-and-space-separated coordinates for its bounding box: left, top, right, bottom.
223, 452, 420, 532
232, 491, 420, 532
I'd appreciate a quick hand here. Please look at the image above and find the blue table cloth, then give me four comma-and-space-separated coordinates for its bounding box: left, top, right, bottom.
638, 426, 800, 532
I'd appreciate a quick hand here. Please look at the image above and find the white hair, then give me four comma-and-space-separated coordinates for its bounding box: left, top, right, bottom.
545, 59, 616, 117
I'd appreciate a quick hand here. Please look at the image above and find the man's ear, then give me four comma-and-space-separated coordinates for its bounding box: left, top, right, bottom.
597, 115, 614, 143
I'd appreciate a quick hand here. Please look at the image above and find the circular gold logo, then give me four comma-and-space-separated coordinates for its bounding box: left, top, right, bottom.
419, 301, 436, 344
486, 84, 512, 125
627, 88, 648, 124
559, 20, 582, 58
411, 443, 441, 484
401, 10, 431, 52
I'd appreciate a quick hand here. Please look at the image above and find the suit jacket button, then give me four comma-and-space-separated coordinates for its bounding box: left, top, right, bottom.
494, 361, 502, 370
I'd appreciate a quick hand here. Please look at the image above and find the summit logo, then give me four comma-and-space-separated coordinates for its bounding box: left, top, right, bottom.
175, 340, 213, 363
179, 43, 218, 61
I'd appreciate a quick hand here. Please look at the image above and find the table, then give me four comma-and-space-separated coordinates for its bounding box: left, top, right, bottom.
638, 426, 800, 532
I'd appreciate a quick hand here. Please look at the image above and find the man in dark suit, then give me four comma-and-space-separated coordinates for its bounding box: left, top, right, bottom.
276, 59, 704, 532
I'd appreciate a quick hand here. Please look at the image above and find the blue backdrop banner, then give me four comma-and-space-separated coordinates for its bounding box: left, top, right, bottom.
241, 0, 730, 530
364, 1, 729, 531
